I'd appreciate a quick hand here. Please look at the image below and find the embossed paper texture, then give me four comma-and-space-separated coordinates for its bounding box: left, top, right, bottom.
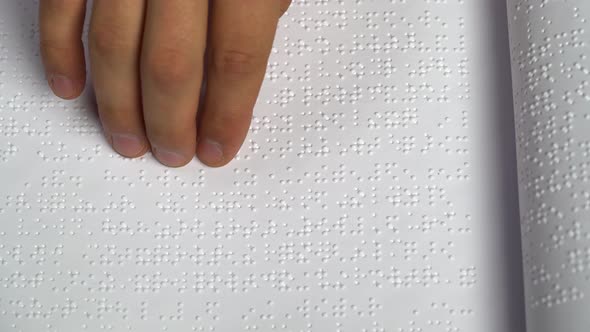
0, 1, 527, 332
507, 0, 590, 331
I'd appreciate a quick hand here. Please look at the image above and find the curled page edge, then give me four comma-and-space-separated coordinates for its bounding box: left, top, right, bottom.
506, 0, 590, 331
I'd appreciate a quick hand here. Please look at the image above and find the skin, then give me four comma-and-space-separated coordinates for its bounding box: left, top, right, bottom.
39, 0, 292, 168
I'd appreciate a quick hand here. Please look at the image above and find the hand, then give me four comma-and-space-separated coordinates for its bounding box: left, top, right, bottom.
39, 0, 291, 167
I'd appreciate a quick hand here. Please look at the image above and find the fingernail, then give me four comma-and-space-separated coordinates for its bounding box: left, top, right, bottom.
153, 146, 188, 167
48, 74, 75, 99
111, 133, 145, 157
197, 138, 223, 164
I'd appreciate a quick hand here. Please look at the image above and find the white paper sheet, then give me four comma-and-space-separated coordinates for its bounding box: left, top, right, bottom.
507, 0, 590, 331
0, 1, 524, 331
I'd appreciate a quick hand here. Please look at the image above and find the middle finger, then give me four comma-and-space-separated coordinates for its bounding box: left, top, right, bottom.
141, 0, 208, 167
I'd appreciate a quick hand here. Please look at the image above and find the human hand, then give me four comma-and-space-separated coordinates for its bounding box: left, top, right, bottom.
39, 0, 291, 167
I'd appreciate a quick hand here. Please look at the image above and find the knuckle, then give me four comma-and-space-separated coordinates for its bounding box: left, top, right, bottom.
40, 40, 72, 57
89, 23, 133, 57
142, 47, 196, 87
146, 125, 168, 144
97, 103, 142, 134
211, 48, 267, 76
98, 103, 132, 123
147, 122, 187, 147
44, 0, 79, 11
219, 108, 252, 125
146, 112, 196, 145
208, 108, 253, 134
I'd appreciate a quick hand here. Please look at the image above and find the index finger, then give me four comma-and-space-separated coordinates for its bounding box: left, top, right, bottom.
39, 0, 87, 99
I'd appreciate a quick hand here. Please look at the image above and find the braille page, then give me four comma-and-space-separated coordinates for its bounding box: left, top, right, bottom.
507, 0, 590, 331
0, 1, 525, 332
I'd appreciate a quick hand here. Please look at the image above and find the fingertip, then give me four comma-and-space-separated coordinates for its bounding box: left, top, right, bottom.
39, 0, 88, 100
110, 133, 150, 158
196, 137, 226, 167
47, 74, 85, 100
152, 146, 193, 168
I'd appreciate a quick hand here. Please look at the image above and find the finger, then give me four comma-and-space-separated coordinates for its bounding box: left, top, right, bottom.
280, 0, 292, 16
196, 0, 284, 167
140, 0, 208, 167
88, 0, 149, 158
39, 0, 87, 99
